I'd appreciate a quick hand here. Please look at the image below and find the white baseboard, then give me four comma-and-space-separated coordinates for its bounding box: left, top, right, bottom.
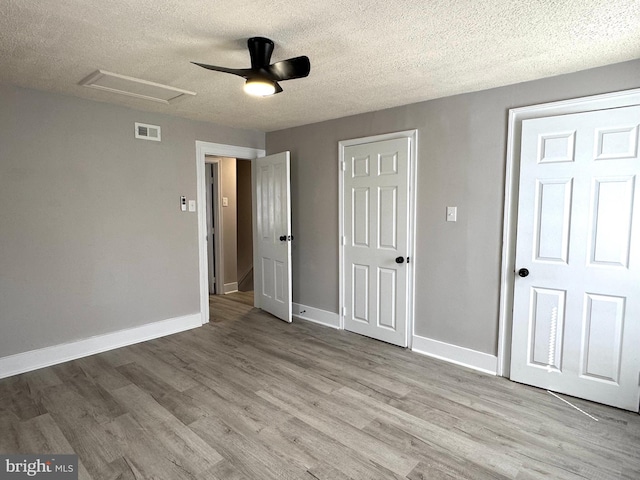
224, 282, 239, 294
412, 334, 497, 375
0, 313, 202, 380
293, 303, 340, 329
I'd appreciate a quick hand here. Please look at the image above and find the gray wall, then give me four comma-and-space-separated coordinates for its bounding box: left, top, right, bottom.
236, 159, 253, 286
220, 157, 238, 287
0, 84, 264, 358
266, 58, 640, 356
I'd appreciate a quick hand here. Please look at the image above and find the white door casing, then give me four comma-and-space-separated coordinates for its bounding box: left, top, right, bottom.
196, 141, 266, 324
342, 136, 413, 347
510, 105, 640, 411
253, 151, 292, 323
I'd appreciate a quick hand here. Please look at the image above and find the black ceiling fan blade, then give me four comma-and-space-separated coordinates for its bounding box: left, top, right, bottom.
266, 56, 311, 81
274, 82, 283, 94
191, 62, 252, 79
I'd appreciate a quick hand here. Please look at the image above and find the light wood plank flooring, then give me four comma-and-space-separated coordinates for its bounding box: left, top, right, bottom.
1, 296, 639, 479
209, 291, 255, 323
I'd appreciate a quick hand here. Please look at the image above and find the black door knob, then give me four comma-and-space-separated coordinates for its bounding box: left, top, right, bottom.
518, 268, 529, 277
395, 256, 405, 264
279, 235, 286, 241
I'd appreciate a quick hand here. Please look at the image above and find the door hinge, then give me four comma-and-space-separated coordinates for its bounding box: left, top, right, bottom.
341, 161, 346, 172
341, 236, 346, 245
342, 307, 347, 316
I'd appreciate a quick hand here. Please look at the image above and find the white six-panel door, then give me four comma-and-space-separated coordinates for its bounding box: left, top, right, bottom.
253, 152, 292, 323
511, 105, 640, 410
343, 138, 411, 347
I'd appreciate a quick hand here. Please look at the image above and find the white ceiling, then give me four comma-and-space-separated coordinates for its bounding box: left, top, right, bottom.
2, 0, 640, 132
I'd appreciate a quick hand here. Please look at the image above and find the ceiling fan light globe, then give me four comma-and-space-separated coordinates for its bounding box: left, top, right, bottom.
244, 78, 276, 96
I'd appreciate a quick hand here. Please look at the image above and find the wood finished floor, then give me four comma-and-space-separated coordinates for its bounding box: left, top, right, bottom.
1, 292, 639, 479
209, 290, 255, 323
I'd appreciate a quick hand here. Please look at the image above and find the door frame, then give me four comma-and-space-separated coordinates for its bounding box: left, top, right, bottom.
195, 141, 266, 325
205, 159, 222, 295
338, 130, 418, 347
497, 87, 640, 377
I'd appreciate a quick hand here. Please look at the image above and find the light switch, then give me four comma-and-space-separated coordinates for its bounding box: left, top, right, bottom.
188, 200, 196, 212
222, 197, 229, 207
446, 206, 457, 222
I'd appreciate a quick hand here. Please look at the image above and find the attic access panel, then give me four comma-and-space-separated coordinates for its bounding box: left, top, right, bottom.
80, 70, 196, 104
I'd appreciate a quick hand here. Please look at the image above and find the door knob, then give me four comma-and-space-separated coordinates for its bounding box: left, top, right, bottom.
279, 235, 286, 241
518, 268, 529, 277
395, 256, 405, 264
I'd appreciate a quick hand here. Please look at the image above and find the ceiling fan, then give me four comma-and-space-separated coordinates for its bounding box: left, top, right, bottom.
192, 37, 311, 97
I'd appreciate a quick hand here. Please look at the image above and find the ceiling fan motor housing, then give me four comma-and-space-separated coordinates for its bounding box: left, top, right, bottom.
248, 37, 275, 69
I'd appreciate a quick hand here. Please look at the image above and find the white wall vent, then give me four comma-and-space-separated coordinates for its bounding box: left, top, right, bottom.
135, 122, 161, 141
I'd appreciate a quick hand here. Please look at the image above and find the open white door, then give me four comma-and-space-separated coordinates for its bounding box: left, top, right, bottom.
253, 151, 292, 322
510, 105, 640, 410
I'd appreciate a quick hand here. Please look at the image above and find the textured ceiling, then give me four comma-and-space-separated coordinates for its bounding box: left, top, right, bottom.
1, 0, 640, 132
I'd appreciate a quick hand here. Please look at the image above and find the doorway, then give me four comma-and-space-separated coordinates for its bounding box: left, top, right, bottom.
205, 161, 221, 295
205, 156, 254, 299
195, 142, 266, 325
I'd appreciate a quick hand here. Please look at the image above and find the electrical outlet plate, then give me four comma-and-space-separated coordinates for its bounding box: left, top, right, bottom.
446, 206, 457, 222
